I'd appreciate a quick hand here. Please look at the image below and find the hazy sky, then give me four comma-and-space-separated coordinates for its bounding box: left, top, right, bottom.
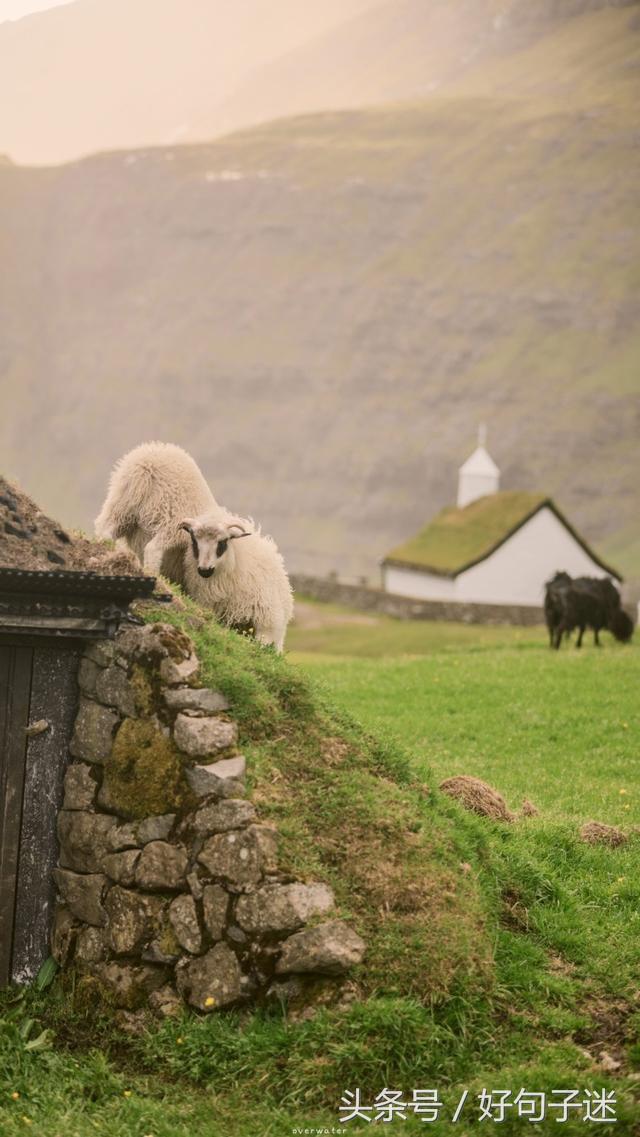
0, 0, 71, 22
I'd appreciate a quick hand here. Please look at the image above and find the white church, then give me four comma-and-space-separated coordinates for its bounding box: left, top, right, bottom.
381, 432, 621, 609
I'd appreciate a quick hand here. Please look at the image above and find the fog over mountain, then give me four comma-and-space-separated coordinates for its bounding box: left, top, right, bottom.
1, 0, 637, 166
0, 0, 380, 165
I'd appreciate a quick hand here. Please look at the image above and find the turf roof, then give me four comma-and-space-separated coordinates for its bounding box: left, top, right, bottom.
382, 491, 620, 578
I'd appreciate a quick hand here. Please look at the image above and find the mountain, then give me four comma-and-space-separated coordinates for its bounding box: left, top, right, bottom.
2, 0, 637, 166
196, 0, 640, 141
1, 5, 639, 580
0, 0, 380, 165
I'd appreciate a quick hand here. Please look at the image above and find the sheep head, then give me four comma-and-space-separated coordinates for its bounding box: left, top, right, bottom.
178, 516, 251, 578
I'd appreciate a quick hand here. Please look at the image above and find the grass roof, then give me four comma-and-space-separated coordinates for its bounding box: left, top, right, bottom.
383, 491, 550, 576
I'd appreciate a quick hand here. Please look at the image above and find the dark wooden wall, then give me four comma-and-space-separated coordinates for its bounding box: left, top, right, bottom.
0, 641, 80, 986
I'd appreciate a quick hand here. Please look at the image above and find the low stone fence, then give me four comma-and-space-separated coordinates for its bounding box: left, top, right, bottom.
52, 622, 364, 1019
291, 575, 545, 627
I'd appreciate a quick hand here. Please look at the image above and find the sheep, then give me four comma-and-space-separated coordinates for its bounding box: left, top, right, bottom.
95, 442, 294, 651
544, 572, 634, 650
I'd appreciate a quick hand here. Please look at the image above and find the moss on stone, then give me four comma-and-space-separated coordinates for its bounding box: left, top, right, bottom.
129, 663, 157, 717
102, 718, 194, 820
156, 918, 181, 960
152, 623, 193, 661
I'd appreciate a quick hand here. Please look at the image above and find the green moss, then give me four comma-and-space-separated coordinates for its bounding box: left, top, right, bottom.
102, 718, 193, 820
155, 919, 181, 961
129, 664, 156, 717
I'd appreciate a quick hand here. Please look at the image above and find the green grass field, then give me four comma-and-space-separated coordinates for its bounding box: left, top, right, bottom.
1, 599, 639, 1135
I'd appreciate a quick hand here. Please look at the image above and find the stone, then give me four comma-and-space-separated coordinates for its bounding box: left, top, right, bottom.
143, 919, 182, 964
115, 623, 195, 669
96, 961, 167, 1009
176, 943, 242, 1011
227, 925, 248, 946
108, 822, 140, 851
192, 800, 256, 836
75, 926, 108, 964
235, 883, 335, 936
51, 905, 79, 966
95, 665, 137, 717
57, 811, 117, 873
53, 869, 108, 926
202, 885, 229, 940
69, 698, 119, 764
160, 654, 199, 686
148, 984, 183, 1019
187, 871, 204, 900
276, 921, 366, 977
137, 814, 176, 844
187, 799, 256, 837
205, 754, 246, 781
168, 894, 202, 954
184, 755, 246, 800
84, 640, 117, 667
77, 657, 100, 696
62, 763, 98, 810
174, 714, 237, 757
198, 825, 278, 889
103, 849, 141, 886
135, 841, 188, 891
105, 886, 165, 955
164, 687, 230, 714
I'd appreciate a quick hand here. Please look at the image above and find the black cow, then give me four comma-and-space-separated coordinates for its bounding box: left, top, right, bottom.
544, 573, 634, 650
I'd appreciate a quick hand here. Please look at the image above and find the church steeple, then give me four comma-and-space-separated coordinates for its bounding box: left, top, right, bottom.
457, 425, 500, 508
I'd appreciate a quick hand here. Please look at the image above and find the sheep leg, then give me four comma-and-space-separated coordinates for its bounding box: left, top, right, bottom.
576, 625, 584, 648
142, 533, 167, 576
594, 628, 601, 646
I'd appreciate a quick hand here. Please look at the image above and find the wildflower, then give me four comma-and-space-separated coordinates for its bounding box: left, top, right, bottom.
623, 804, 630, 811
619, 789, 627, 795
123, 1090, 132, 1098
21, 1118, 32, 1126
617, 877, 625, 883
11, 1092, 20, 1100
204, 996, 216, 1007
176, 1037, 184, 1045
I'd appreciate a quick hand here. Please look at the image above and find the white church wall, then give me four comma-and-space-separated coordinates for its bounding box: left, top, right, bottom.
382, 564, 456, 601
455, 507, 609, 606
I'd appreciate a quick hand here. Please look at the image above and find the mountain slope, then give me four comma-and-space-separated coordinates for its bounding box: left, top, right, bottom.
202, 0, 640, 140
1, 0, 637, 166
1, 7, 639, 579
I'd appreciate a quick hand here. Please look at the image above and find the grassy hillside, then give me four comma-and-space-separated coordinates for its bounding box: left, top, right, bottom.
1, 599, 639, 1134
1, 6, 639, 579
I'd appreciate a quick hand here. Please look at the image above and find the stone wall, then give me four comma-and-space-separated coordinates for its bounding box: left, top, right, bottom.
291, 574, 545, 627
52, 622, 364, 1018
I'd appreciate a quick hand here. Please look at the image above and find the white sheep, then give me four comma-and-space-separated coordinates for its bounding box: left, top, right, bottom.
95, 441, 294, 651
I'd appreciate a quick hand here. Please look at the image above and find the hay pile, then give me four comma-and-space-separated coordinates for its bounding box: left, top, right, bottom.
0, 474, 140, 576
580, 821, 627, 847
439, 775, 515, 822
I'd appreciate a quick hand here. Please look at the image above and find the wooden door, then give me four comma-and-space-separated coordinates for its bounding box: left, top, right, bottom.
0, 641, 81, 986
